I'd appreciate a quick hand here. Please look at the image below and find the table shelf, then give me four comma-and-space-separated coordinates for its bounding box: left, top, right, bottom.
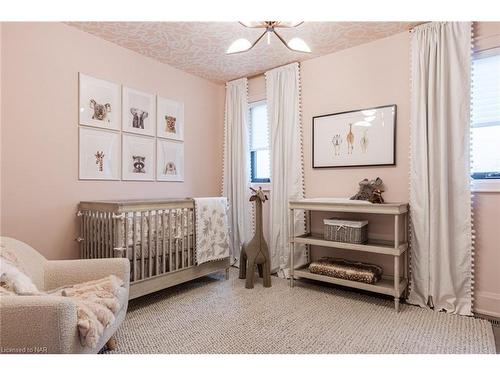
291, 233, 407, 256
288, 198, 409, 311
294, 266, 408, 297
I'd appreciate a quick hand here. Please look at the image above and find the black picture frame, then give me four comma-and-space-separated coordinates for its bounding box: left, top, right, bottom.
312, 104, 397, 169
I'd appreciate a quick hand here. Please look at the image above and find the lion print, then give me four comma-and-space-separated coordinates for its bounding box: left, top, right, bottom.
165, 116, 177, 134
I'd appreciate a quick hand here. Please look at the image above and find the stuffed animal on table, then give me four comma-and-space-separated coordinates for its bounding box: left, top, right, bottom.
350, 177, 385, 203
239, 187, 271, 289
369, 188, 385, 204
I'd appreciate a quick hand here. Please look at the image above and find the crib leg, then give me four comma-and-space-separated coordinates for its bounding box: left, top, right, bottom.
106, 337, 117, 351
225, 267, 230, 280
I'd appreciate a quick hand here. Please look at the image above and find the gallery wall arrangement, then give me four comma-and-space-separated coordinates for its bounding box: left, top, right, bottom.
78, 73, 185, 182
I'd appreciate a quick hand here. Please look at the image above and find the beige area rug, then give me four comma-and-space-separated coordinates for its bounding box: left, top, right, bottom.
110, 269, 495, 354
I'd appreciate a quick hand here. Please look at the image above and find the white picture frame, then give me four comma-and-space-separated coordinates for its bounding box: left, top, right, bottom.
156, 96, 184, 141
156, 139, 184, 182
122, 86, 156, 136
312, 105, 396, 168
79, 127, 120, 180
79, 73, 121, 130
122, 134, 155, 181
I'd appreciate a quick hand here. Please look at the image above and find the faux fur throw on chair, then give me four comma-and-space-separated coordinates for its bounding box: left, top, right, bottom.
49, 275, 125, 348
1, 250, 124, 348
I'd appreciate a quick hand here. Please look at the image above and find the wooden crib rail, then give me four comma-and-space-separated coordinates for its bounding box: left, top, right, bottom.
79, 198, 194, 213
79, 202, 196, 282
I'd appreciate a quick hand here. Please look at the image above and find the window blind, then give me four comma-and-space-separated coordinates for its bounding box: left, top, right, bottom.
471, 51, 500, 178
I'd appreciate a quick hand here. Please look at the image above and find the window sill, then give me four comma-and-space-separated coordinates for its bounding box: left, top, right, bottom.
471, 179, 500, 193
250, 182, 271, 192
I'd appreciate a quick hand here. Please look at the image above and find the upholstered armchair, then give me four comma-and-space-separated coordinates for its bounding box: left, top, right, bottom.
0, 237, 130, 354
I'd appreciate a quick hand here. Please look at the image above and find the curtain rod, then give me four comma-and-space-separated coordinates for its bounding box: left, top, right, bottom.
408, 22, 430, 32
231, 61, 300, 82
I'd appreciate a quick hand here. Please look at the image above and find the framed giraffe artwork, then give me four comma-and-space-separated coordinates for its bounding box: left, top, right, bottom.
312, 104, 396, 168
79, 127, 120, 180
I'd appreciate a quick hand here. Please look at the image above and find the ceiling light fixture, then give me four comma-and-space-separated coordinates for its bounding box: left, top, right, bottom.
226, 21, 311, 55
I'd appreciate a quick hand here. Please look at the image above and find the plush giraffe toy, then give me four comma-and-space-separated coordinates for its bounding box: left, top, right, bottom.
239, 187, 271, 289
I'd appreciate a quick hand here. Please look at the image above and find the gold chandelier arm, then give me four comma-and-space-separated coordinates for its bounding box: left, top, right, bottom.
250, 30, 268, 50
272, 30, 294, 52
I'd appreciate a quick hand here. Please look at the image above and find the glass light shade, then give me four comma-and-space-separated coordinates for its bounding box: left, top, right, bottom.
287, 37, 311, 53
226, 38, 252, 54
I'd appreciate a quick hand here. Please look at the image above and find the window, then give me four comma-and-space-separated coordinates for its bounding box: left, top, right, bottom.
471, 51, 500, 180
249, 101, 270, 183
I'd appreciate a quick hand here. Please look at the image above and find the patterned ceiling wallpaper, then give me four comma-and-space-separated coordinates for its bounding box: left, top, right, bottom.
67, 22, 419, 83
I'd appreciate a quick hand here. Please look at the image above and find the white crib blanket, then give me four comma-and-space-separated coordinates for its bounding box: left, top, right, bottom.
194, 197, 230, 264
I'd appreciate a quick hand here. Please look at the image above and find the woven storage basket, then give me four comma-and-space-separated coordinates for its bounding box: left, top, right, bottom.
323, 218, 368, 244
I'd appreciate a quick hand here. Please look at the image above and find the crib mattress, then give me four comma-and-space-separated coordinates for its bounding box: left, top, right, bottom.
308, 257, 383, 284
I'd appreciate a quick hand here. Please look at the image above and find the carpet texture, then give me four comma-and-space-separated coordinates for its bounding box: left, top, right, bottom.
110, 269, 495, 354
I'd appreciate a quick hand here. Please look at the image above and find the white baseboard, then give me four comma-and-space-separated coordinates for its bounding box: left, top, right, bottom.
474, 291, 500, 319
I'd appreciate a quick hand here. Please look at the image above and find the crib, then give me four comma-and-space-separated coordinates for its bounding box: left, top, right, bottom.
77, 198, 230, 299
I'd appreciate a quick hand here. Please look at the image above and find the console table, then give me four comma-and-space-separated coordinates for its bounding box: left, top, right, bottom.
289, 198, 409, 311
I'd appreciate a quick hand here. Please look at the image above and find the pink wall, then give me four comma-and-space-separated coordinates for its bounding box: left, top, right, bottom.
302, 32, 410, 202
0, 22, 225, 260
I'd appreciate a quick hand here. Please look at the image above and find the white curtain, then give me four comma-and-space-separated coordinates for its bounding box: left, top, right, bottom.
409, 22, 473, 315
266, 62, 307, 276
222, 78, 252, 263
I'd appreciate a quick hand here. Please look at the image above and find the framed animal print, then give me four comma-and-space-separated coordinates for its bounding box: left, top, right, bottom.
79, 73, 121, 130
122, 86, 156, 137
312, 105, 396, 168
122, 134, 155, 181
157, 139, 184, 182
79, 127, 120, 180
156, 96, 184, 141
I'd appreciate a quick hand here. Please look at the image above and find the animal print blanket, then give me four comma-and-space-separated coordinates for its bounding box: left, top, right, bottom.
194, 197, 230, 264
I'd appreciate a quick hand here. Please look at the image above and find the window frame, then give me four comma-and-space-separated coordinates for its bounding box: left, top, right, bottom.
249, 100, 270, 184
470, 48, 500, 191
